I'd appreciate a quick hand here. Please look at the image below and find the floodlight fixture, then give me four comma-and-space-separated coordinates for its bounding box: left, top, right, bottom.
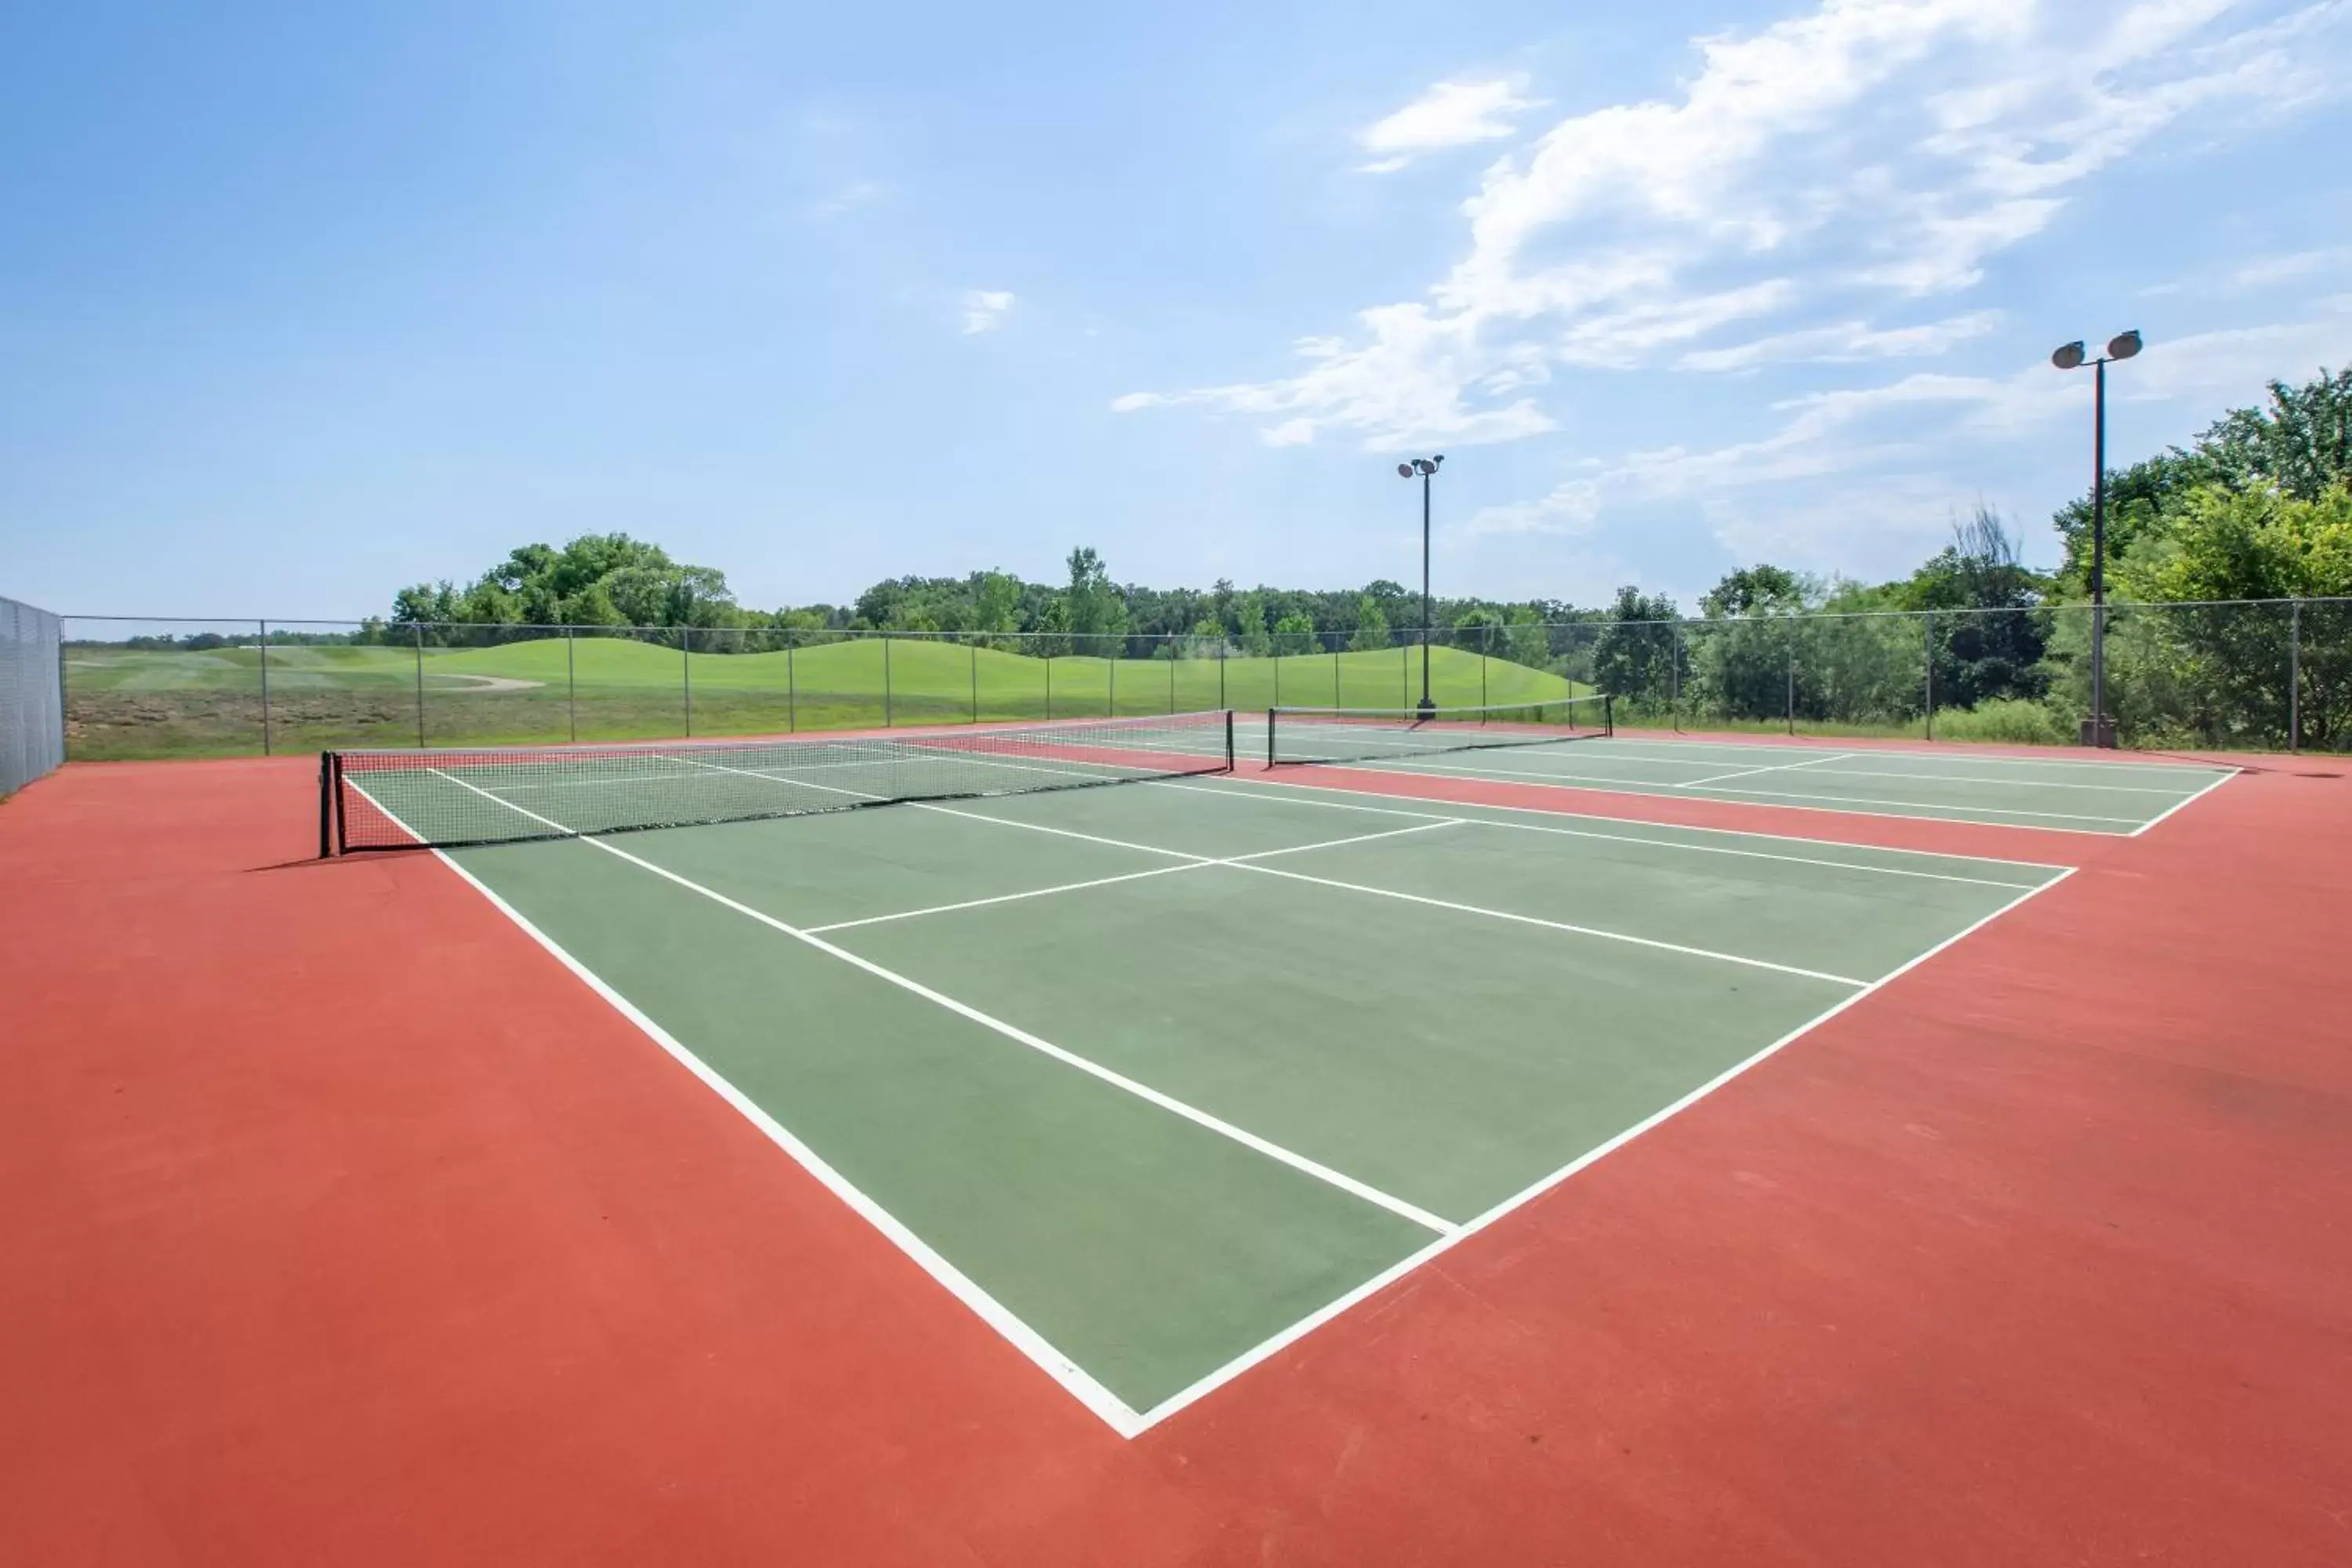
2050, 329, 2149, 747
1396, 456, 1448, 717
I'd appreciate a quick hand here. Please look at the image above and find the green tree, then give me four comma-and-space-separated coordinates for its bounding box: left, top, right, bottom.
1231, 590, 1272, 655
1349, 595, 1389, 652
973, 571, 1022, 640
1032, 596, 1073, 658
1065, 546, 1131, 656
1901, 506, 2050, 709
2197, 368, 2352, 503
1590, 586, 1680, 706
1271, 612, 1318, 657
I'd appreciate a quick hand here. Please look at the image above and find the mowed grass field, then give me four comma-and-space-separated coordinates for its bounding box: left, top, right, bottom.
64, 636, 1581, 757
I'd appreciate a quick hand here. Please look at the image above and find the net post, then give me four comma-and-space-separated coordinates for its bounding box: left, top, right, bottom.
1603, 693, 1614, 736
330, 752, 347, 855
1224, 708, 1235, 772
318, 752, 332, 858
1265, 707, 1276, 768
258, 619, 273, 757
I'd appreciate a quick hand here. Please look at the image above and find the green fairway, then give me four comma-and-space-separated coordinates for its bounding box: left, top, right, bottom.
354, 757, 2069, 1425
64, 634, 1581, 758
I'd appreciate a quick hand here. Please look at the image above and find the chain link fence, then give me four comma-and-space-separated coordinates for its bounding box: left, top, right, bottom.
58, 600, 2352, 760
3, 597, 67, 798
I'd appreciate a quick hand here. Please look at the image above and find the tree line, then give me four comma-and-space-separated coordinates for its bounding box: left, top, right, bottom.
347, 367, 2347, 746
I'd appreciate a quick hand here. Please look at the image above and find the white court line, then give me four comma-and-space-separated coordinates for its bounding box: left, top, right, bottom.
804, 862, 1210, 934
2127, 766, 2241, 837
1127, 865, 2079, 1433
1370, 753, 2147, 824
1152, 780, 2053, 891
344, 776, 1149, 1436
1683, 781, 2143, 824
802, 821, 1462, 935
1581, 734, 2236, 776
1712, 764, 2219, 797
1325, 755, 2143, 834
1675, 751, 1859, 789
1177, 773, 2076, 872
424, 768, 1457, 1240
1225, 860, 1871, 989
920, 800, 1871, 988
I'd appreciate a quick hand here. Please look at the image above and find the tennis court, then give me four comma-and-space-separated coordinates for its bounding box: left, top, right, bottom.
1258, 709, 2237, 834
330, 710, 2085, 1432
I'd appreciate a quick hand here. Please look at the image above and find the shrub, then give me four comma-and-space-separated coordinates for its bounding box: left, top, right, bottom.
1931, 696, 2071, 746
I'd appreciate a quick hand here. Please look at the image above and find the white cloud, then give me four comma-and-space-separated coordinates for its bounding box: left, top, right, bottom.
1116, 1, 2347, 457
1358, 79, 1541, 172
960, 289, 1017, 335
808, 181, 884, 220
1570, 301, 2352, 572
1679, 310, 2004, 372
1457, 477, 1602, 539
2230, 247, 2352, 289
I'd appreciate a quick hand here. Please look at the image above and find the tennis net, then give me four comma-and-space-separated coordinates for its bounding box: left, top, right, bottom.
1266, 695, 1612, 767
322, 710, 1235, 854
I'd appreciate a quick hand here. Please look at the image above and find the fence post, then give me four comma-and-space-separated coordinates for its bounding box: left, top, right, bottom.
971, 640, 979, 724
682, 626, 694, 737
566, 625, 577, 743
1332, 645, 1340, 710
1044, 655, 1052, 720
413, 622, 426, 747
1168, 650, 1175, 715
1401, 641, 1408, 710
1274, 651, 1282, 708
884, 635, 893, 728
1786, 620, 1796, 737
1219, 644, 1226, 709
1480, 623, 1489, 707
257, 619, 273, 756
2091, 602, 2107, 746
1923, 611, 1934, 742
1108, 646, 1116, 717
2290, 598, 2303, 753
787, 641, 797, 732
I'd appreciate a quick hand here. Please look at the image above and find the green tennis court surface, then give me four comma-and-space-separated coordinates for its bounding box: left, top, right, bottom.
374, 742, 2078, 1432
1253, 715, 2235, 834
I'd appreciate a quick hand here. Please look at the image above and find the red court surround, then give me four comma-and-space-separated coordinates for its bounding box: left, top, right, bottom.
2, 747, 2346, 1565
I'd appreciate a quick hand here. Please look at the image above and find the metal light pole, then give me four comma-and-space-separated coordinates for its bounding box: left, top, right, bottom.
2052, 331, 2141, 749
1397, 454, 1443, 717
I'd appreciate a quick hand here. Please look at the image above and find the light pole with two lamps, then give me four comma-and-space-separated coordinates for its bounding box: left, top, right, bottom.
1397, 455, 1443, 718
2051, 329, 2143, 749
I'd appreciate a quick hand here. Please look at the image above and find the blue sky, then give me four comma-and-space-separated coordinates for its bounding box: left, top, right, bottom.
5, 0, 2349, 621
